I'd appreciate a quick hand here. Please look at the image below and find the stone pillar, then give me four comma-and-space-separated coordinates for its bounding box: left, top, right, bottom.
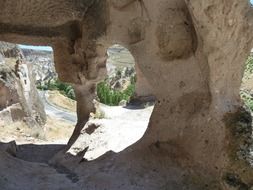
134, 64, 154, 101
108, 0, 253, 188
67, 83, 96, 147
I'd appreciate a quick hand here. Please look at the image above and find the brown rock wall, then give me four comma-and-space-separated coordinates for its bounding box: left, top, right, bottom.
0, 0, 252, 188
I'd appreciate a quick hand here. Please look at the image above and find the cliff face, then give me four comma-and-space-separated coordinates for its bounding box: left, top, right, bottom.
0, 0, 252, 189
0, 42, 46, 126
0, 42, 16, 55
22, 49, 56, 88
0, 64, 19, 111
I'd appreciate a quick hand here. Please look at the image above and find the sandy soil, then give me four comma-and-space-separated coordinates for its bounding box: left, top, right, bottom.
0, 116, 74, 145
0, 100, 154, 190
47, 90, 76, 112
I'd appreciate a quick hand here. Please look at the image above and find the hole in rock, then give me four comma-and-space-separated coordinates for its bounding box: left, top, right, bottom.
250, 0, 253, 6
79, 44, 155, 160
0, 42, 77, 163
239, 49, 253, 164
0, 42, 155, 164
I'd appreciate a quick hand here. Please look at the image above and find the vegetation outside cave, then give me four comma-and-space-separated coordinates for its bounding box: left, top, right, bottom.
96, 73, 136, 106
96, 44, 137, 106
37, 79, 75, 100
241, 54, 253, 111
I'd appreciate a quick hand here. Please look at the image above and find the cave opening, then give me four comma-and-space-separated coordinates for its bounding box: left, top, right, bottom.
0, 42, 155, 163
0, 42, 77, 163
76, 44, 155, 161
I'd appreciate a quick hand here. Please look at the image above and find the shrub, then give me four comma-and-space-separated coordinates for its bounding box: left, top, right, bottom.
243, 55, 253, 79
96, 81, 135, 106
37, 84, 47, 90
241, 54, 253, 111
130, 75, 137, 84
66, 88, 75, 100
240, 90, 253, 112
37, 79, 76, 100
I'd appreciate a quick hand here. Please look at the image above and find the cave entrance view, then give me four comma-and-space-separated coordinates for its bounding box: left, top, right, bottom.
81, 44, 155, 160
0, 42, 77, 162
0, 42, 154, 163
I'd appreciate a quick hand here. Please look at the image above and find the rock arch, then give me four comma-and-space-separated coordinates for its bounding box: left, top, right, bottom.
0, 0, 252, 189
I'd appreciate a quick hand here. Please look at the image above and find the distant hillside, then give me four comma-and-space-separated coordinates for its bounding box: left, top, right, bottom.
20, 48, 56, 86
21, 48, 53, 59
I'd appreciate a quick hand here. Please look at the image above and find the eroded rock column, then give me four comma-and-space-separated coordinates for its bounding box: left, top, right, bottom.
107, 0, 253, 188
0, 0, 252, 188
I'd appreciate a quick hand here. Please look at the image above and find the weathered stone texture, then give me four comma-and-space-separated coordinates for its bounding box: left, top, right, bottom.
0, 43, 46, 126
0, 0, 252, 189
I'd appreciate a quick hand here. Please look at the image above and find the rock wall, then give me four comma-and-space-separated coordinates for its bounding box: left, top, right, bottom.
0, 67, 19, 111
134, 64, 154, 101
22, 49, 56, 87
0, 0, 252, 189
0, 42, 46, 126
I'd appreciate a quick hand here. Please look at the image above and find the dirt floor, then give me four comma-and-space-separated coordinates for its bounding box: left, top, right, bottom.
0, 101, 154, 161
72, 102, 154, 160
0, 96, 154, 190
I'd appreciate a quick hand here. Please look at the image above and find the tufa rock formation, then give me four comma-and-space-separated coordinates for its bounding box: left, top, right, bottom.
0, 42, 46, 126
22, 48, 56, 87
107, 44, 154, 102
0, 0, 252, 189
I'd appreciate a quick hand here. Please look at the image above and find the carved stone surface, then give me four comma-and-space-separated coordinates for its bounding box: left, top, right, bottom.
0, 0, 252, 189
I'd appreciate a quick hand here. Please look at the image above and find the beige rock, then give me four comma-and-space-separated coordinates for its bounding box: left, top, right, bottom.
134, 64, 154, 101
0, 43, 46, 126
0, 0, 252, 189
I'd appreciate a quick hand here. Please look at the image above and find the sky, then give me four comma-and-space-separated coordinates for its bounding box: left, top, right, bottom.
18, 45, 53, 51
251, 0, 253, 5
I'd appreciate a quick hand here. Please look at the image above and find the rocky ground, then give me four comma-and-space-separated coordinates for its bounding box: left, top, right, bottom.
0, 99, 154, 160
71, 102, 154, 160
0, 43, 157, 189
0, 116, 74, 145
0, 100, 154, 190
0, 43, 152, 157
0, 42, 46, 127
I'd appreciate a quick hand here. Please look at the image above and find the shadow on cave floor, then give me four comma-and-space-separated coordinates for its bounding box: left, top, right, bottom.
124, 99, 156, 110
16, 143, 66, 164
